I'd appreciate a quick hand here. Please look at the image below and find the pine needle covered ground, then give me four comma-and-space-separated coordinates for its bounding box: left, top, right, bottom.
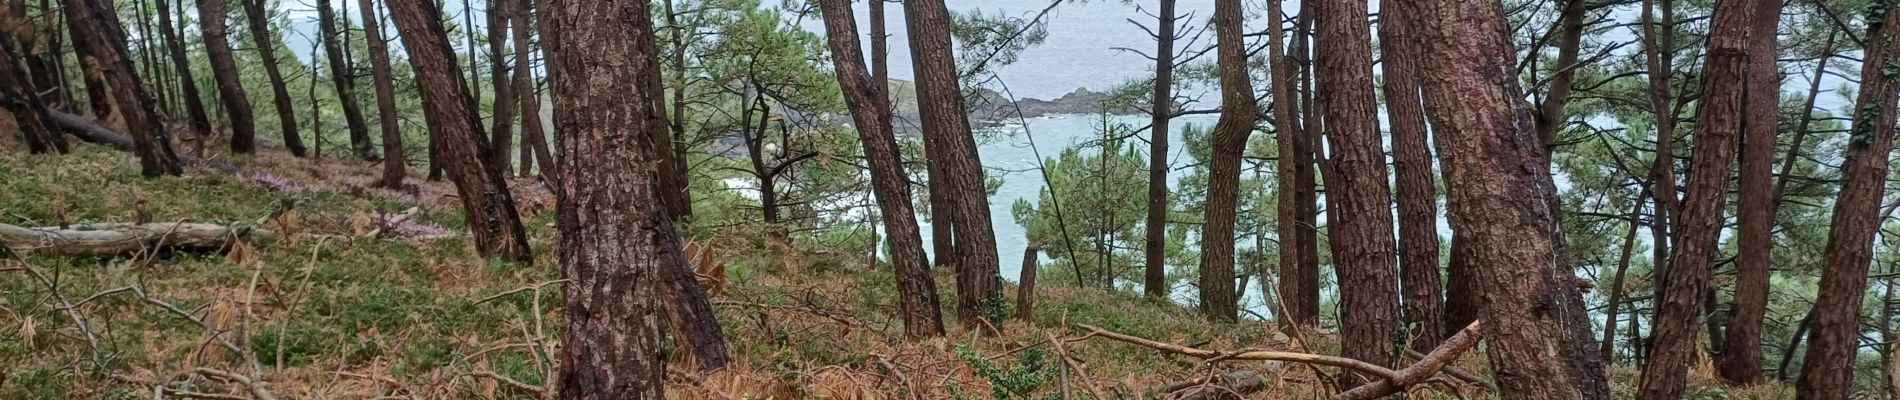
0, 146, 1791, 399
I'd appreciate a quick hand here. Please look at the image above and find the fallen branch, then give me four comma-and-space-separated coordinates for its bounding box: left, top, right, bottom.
1158, 370, 1270, 400
1332, 321, 1484, 400
364, 207, 421, 238
1074, 323, 1404, 383
46, 109, 133, 151
194, 367, 279, 400
1404, 348, 1496, 392
0, 222, 277, 257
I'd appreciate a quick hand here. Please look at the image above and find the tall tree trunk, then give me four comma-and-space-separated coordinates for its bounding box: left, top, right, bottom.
1601, 191, 1647, 363
63, 0, 179, 176
1266, 0, 1311, 329
15, 0, 62, 107
1319, 0, 1399, 379
1288, 0, 1321, 328
817, 0, 945, 338
386, 0, 531, 262
1718, 0, 1783, 386
0, 37, 67, 153
1142, 0, 1176, 299
196, 0, 260, 154
1636, 0, 1755, 397
316, 0, 374, 160
153, 0, 208, 147
632, 0, 684, 221
360, 0, 405, 188
1377, 0, 1443, 352
904, 0, 1001, 332
1640, 0, 1678, 305
514, 0, 551, 182
238, 0, 302, 156
1415, 0, 1609, 398
544, 1, 667, 395
486, 0, 515, 172
1196, 0, 1256, 323
1797, 3, 1900, 397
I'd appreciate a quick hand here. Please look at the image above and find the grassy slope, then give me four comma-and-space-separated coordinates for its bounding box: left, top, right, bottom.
0, 146, 1798, 399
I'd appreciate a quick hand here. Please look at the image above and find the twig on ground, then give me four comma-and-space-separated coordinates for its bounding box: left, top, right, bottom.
1047, 332, 1109, 399
1332, 321, 1484, 399
1074, 323, 1404, 382
873, 354, 921, 400
15, 260, 107, 368
468, 370, 546, 395
194, 367, 279, 400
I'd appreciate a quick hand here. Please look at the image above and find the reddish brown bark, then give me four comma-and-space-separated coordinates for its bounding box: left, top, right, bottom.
1797, 3, 1900, 397
1718, 0, 1782, 386
386, 0, 532, 262
238, 0, 303, 156
1319, 0, 1399, 377
1415, 0, 1608, 398
1378, 0, 1444, 352
513, 0, 553, 182
0, 36, 66, 154
1636, 0, 1755, 397
904, 0, 1002, 332
818, 0, 945, 338
360, 0, 405, 188
1196, 0, 1256, 323
544, 1, 668, 395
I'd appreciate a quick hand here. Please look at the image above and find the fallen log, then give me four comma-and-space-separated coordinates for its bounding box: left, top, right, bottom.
0, 222, 277, 256
1331, 321, 1484, 400
45, 109, 134, 151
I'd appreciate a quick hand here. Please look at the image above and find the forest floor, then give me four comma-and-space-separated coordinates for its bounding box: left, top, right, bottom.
0, 143, 1785, 399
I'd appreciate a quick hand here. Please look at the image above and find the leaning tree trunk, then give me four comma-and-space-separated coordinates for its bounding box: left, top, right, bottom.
63, 0, 179, 176
0, 37, 68, 154
818, 0, 946, 338
1717, 0, 1783, 386
1378, 0, 1445, 352
1637, 1, 1756, 398
316, 0, 374, 160
359, 0, 405, 188
196, 0, 263, 155
512, 0, 554, 183
153, 0, 208, 148
1531, 0, 1586, 155
904, 0, 1002, 333
1320, 0, 1400, 381
1195, 0, 1256, 324
1142, 0, 1176, 299
1415, 0, 1609, 398
386, 0, 532, 263
238, 0, 303, 156
1798, 3, 1900, 397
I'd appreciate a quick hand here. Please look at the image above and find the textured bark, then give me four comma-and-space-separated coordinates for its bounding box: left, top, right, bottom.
316, 0, 374, 160
1797, 3, 1900, 397
631, 0, 684, 221
198, 0, 257, 154
1319, 0, 1399, 379
1196, 0, 1255, 323
238, 0, 302, 156
486, 0, 515, 172
63, 0, 179, 176
544, 1, 668, 395
150, 0, 209, 146
904, 0, 1001, 332
1532, 0, 1586, 154
359, 0, 405, 188
0, 36, 67, 154
513, 0, 553, 182
1415, 0, 1608, 398
1286, 0, 1321, 328
1718, 0, 1782, 386
1016, 245, 1038, 322
1266, 0, 1311, 329
1141, 0, 1175, 299
387, 0, 532, 262
819, 0, 945, 338
1378, 0, 1444, 352
1636, 1, 1754, 397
